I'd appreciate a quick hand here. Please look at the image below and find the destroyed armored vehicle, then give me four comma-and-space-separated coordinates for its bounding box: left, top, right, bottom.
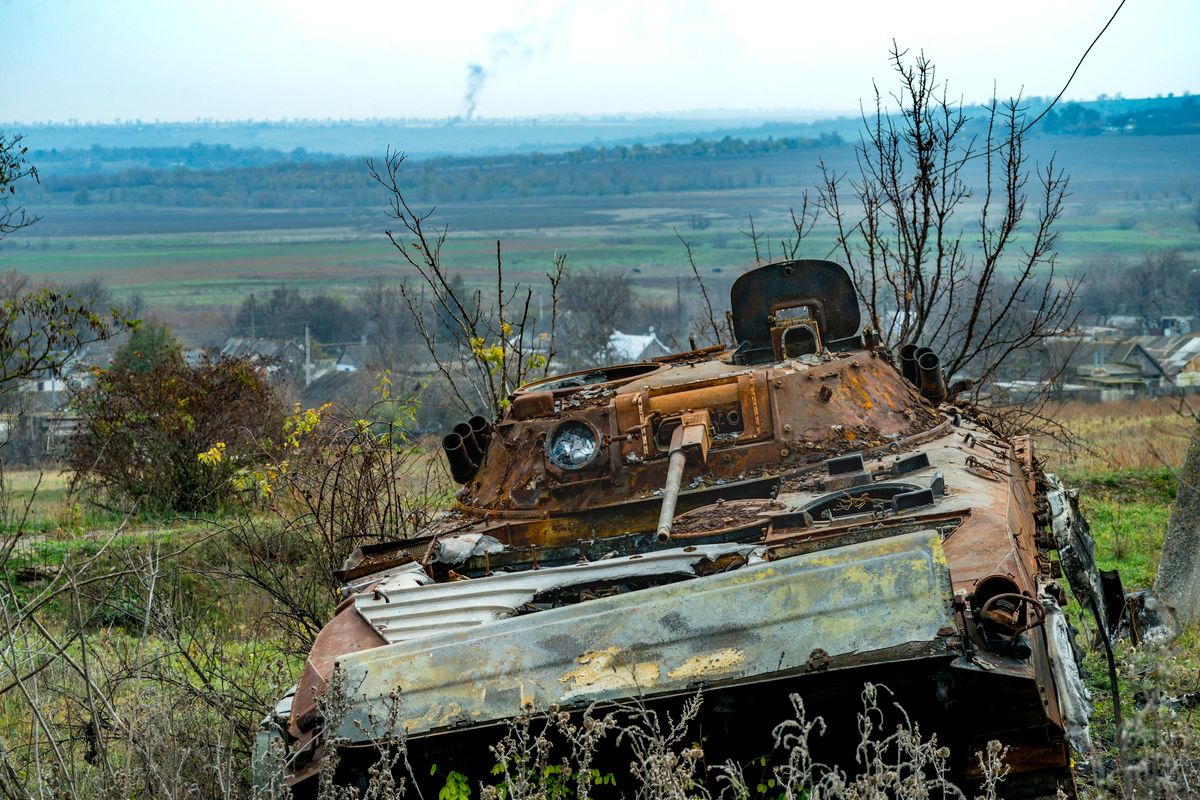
259, 259, 1112, 798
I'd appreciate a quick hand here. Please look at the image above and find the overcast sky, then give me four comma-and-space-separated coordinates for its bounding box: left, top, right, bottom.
4, 0, 1197, 123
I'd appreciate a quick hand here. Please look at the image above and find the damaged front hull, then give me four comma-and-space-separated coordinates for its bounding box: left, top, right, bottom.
265, 531, 1075, 797
340, 530, 955, 741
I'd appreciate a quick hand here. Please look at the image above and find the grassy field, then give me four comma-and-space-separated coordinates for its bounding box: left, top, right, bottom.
0, 132, 1195, 347
2, 197, 1195, 347
1039, 397, 1197, 474
1033, 397, 1192, 589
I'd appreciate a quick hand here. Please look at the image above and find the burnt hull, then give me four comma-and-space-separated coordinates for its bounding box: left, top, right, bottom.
259, 531, 1074, 797
260, 260, 1099, 799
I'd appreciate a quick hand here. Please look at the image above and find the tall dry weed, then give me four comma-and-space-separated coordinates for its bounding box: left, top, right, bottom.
299, 682, 1014, 800
1078, 638, 1200, 800
1037, 397, 1194, 472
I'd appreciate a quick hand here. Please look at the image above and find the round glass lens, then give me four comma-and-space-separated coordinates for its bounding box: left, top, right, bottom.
548, 421, 598, 469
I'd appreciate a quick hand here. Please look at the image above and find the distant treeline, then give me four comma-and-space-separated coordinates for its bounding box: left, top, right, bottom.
9, 114, 858, 160
24, 133, 843, 208
29, 142, 341, 173
1043, 95, 1200, 136
17, 94, 1200, 210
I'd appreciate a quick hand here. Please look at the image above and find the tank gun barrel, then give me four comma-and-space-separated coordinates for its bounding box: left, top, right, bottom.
654, 411, 711, 543
655, 449, 688, 542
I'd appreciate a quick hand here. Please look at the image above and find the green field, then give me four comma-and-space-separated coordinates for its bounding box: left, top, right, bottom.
0, 132, 1197, 345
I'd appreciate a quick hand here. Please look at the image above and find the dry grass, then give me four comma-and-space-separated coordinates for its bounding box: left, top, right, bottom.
296, 680, 1011, 800
1035, 397, 1195, 474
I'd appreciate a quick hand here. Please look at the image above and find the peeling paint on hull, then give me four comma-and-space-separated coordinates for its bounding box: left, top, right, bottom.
335, 531, 955, 743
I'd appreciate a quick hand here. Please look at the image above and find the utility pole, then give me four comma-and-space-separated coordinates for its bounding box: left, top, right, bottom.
1146, 417, 1200, 642
675, 276, 684, 331
305, 324, 312, 387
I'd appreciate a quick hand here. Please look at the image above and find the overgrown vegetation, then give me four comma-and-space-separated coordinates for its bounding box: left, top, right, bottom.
67, 349, 287, 513
211, 391, 448, 655
0, 387, 451, 796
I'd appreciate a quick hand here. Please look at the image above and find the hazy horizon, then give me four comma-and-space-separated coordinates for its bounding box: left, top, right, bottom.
5, 94, 1180, 129
3, 107, 861, 127
4, 0, 1197, 125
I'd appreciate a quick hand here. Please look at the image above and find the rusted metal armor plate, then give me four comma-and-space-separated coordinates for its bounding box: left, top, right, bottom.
334, 530, 955, 742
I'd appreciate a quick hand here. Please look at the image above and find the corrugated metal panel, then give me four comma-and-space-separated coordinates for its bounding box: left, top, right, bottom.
336, 530, 955, 742
1165, 337, 1200, 372
354, 544, 760, 644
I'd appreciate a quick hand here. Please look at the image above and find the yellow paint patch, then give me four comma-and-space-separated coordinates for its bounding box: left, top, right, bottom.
403, 703, 443, 732
844, 373, 876, 410
930, 536, 948, 569
403, 701, 468, 732
559, 646, 660, 693
667, 648, 745, 680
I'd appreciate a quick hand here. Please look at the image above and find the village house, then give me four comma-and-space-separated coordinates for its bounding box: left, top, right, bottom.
1039, 332, 1200, 401
606, 328, 672, 362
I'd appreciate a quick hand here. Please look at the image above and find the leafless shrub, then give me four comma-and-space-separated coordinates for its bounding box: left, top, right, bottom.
369, 149, 563, 417
675, 229, 729, 347
817, 45, 1077, 402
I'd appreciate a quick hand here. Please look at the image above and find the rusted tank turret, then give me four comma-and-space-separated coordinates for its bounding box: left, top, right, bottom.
258, 260, 1108, 798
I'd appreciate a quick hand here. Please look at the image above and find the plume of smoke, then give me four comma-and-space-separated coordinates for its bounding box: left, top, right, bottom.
459, 2, 575, 121
464, 64, 487, 120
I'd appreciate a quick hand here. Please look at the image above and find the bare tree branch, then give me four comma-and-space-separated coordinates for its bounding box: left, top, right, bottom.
370, 149, 563, 417
814, 45, 1078, 432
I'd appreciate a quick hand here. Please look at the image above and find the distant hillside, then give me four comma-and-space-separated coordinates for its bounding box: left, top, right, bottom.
20, 133, 844, 209
9, 93, 1198, 222
28, 142, 343, 175
1042, 95, 1200, 136
9, 94, 1195, 171
10, 114, 857, 161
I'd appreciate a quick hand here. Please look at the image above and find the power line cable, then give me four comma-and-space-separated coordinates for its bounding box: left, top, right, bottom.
1019, 0, 1127, 136
822, 0, 1128, 259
